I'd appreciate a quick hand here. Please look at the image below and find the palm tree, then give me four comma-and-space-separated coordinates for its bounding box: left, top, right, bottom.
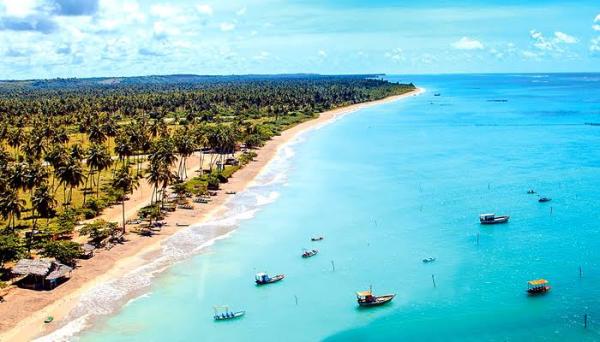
114, 133, 133, 167
112, 167, 139, 233
56, 157, 86, 205
174, 128, 196, 179
29, 183, 56, 251
85, 144, 113, 203
0, 189, 25, 231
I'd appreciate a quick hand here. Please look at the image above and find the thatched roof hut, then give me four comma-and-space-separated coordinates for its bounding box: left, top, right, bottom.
12, 259, 53, 277
12, 258, 73, 290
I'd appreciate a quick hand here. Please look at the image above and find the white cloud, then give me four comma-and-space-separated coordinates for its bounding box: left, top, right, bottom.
530, 30, 578, 54
253, 51, 269, 61
196, 4, 213, 16
554, 31, 577, 44
595, 14, 600, 22
220, 22, 235, 31
1, 0, 38, 17
591, 37, 600, 53
318, 49, 327, 58
153, 21, 179, 40
150, 4, 181, 18
593, 25, 600, 32
452, 37, 484, 50
236, 7, 247, 16
385, 48, 404, 62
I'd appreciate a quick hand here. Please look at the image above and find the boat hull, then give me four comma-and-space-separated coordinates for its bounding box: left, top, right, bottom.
527, 286, 551, 295
480, 216, 510, 224
357, 294, 395, 307
214, 311, 245, 321
255, 274, 285, 285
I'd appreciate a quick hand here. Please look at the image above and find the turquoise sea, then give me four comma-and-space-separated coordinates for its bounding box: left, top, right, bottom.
49, 74, 600, 341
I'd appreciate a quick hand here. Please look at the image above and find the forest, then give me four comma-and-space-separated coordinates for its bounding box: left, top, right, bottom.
0, 74, 415, 284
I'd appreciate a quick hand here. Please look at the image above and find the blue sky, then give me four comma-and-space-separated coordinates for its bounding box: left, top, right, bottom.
0, 0, 599, 79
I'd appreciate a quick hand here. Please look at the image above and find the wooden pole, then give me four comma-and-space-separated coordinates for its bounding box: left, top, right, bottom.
580, 265, 583, 278
477, 233, 480, 246
550, 206, 553, 215
432, 274, 436, 288
294, 295, 298, 306
331, 260, 335, 272
584, 313, 588, 329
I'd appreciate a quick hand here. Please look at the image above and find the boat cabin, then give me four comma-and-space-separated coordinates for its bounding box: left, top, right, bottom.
527, 279, 551, 295
356, 290, 375, 303
255, 272, 270, 283
480, 213, 496, 222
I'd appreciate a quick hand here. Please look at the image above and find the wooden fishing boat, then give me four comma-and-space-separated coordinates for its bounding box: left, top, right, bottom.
213, 306, 245, 321
176, 223, 190, 227
479, 213, 510, 224
44, 316, 54, 323
302, 249, 319, 258
527, 189, 536, 194
422, 257, 436, 263
255, 272, 285, 285
311, 236, 324, 241
527, 279, 551, 295
356, 289, 395, 307
538, 197, 552, 203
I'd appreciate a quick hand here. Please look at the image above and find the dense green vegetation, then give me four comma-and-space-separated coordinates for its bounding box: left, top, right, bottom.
0, 74, 415, 278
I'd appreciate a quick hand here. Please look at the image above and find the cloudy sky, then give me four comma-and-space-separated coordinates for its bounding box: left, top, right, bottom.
0, 0, 599, 79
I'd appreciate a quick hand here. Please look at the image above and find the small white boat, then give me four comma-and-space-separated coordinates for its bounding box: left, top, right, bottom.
479, 213, 510, 224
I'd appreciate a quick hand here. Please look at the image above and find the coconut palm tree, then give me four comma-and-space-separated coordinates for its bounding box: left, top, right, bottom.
0, 189, 25, 231
29, 183, 56, 251
174, 128, 196, 179
56, 157, 86, 206
112, 166, 139, 233
85, 144, 113, 203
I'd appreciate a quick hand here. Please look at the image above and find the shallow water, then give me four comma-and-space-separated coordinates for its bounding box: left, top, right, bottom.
57, 74, 600, 341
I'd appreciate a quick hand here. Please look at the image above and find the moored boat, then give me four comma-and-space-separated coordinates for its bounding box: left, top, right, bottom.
302, 249, 319, 258
527, 279, 551, 295
356, 289, 395, 307
479, 213, 510, 224
527, 189, 536, 194
213, 306, 245, 321
422, 257, 436, 263
255, 272, 285, 285
311, 236, 324, 241
538, 197, 551, 203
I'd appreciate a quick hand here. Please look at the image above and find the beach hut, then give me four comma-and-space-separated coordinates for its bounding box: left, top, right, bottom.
12, 259, 73, 290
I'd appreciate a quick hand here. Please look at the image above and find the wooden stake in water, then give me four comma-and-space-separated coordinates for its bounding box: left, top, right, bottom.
432, 274, 437, 288
331, 260, 335, 272
294, 295, 298, 306
477, 233, 480, 246
584, 313, 588, 329
550, 206, 553, 215
488, 183, 490, 190
580, 265, 583, 278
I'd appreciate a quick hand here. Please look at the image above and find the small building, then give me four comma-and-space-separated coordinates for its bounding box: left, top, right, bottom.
12, 258, 73, 290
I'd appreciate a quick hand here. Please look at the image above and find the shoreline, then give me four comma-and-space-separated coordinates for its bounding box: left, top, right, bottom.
0, 88, 424, 341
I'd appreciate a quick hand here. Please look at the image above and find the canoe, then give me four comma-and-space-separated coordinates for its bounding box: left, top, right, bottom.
214, 311, 245, 321
255, 274, 285, 285
357, 294, 395, 307
311, 237, 324, 241
538, 197, 552, 203
422, 257, 436, 263
44, 316, 54, 323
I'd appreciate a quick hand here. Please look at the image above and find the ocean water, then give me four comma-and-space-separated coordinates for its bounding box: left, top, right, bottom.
52, 74, 600, 341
